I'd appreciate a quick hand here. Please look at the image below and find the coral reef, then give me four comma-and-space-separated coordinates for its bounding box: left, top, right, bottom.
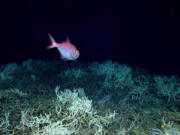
0, 59, 180, 135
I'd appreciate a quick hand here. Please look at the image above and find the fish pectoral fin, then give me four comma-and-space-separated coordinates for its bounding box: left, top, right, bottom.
60, 54, 69, 61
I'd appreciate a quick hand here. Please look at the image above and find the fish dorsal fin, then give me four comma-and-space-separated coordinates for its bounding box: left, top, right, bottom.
66, 37, 71, 43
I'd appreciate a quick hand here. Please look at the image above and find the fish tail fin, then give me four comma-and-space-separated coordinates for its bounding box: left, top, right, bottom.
47, 33, 57, 49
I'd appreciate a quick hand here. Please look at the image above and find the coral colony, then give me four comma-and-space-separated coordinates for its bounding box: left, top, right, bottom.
0, 60, 180, 134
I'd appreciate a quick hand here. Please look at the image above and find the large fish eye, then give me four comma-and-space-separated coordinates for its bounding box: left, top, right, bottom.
76, 50, 80, 55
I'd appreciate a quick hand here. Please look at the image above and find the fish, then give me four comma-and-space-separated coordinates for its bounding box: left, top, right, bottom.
47, 33, 80, 61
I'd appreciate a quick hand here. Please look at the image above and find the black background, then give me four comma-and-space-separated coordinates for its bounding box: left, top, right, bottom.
0, 0, 180, 76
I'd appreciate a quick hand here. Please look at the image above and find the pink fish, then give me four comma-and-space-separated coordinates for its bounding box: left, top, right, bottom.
47, 33, 80, 61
